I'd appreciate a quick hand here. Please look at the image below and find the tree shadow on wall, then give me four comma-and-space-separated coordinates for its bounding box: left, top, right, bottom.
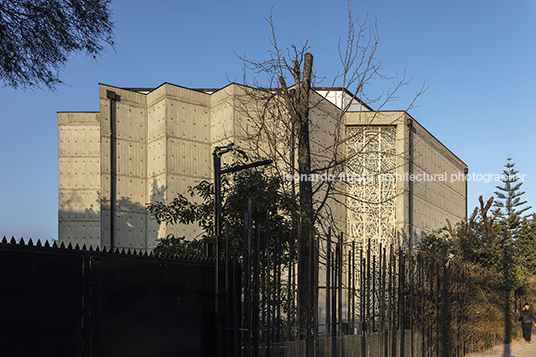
59, 178, 166, 250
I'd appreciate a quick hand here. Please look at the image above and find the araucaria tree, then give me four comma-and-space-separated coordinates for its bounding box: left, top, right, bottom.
491, 157, 532, 342
493, 157, 532, 239
431, 158, 533, 344
0, 0, 115, 90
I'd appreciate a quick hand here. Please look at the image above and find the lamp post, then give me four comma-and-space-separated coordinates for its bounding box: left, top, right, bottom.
211, 143, 272, 357
211, 143, 273, 255
213, 143, 234, 249
106, 90, 120, 249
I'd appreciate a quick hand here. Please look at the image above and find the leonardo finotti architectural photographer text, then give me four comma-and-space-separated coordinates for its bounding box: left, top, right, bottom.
282, 172, 526, 184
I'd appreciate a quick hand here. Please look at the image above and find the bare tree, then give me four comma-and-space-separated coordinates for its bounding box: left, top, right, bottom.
231, 2, 426, 332
235, 3, 425, 236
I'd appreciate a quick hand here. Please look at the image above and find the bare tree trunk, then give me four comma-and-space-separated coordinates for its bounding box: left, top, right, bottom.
298, 53, 314, 333
278, 52, 315, 333
234, 7, 426, 340
286, 52, 316, 335
298, 52, 314, 225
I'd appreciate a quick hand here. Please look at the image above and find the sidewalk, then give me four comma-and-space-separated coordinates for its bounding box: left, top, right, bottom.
465, 338, 536, 357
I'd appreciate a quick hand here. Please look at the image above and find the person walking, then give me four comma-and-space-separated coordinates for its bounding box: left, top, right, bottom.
519, 303, 536, 342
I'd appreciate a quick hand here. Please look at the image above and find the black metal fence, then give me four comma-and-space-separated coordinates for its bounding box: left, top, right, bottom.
218, 208, 495, 357
1, 219, 509, 357
0, 237, 217, 357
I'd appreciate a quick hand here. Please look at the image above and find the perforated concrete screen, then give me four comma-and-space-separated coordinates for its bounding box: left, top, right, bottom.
347, 126, 397, 255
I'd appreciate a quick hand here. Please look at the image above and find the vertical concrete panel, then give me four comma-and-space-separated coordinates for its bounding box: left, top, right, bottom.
58, 112, 101, 247
147, 90, 168, 244
148, 100, 166, 142
59, 191, 100, 221
100, 210, 111, 246
115, 105, 146, 141
58, 222, 100, 246
146, 173, 166, 241
411, 122, 466, 237
58, 126, 100, 157
397, 115, 411, 236
193, 106, 210, 143
168, 104, 210, 143
176, 103, 194, 139
99, 85, 150, 250
116, 141, 146, 178
168, 139, 210, 178
115, 177, 146, 212
147, 138, 166, 177
210, 92, 235, 145
114, 212, 148, 249
58, 158, 100, 189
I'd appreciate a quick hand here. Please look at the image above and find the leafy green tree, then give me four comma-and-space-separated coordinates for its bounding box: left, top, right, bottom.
517, 215, 536, 269
421, 195, 524, 344
435, 197, 504, 267
147, 150, 303, 256
0, 0, 115, 90
420, 158, 534, 344
417, 227, 454, 257
516, 215, 536, 307
493, 157, 532, 239
152, 235, 205, 257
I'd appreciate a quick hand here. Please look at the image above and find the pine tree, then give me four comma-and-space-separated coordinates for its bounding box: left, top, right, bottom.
493, 157, 532, 237
492, 157, 531, 343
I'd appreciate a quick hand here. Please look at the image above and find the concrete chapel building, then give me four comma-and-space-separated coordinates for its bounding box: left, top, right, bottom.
58, 82, 467, 252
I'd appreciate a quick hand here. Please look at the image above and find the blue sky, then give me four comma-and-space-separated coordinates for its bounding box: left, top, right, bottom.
1, 0, 535, 240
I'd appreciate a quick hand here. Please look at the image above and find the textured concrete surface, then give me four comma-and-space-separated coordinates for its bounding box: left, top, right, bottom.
58, 83, 468, 251
466, 338, 536, 357
345, 110, 467, 242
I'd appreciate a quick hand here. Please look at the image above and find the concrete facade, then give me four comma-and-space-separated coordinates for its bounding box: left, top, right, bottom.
58, 82, 467, 251
345, 111, 467, 252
